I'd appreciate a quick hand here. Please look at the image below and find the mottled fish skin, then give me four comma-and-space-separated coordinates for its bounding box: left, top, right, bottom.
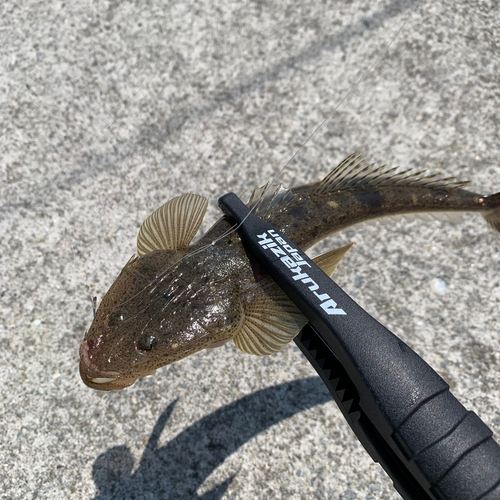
80, 247, 247, 390
79, 153, 500, 390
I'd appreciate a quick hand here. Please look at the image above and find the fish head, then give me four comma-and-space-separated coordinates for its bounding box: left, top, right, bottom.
79, 249, 243, 391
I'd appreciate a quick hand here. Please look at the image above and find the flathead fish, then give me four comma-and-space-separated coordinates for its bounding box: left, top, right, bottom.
79, 153, 500, 390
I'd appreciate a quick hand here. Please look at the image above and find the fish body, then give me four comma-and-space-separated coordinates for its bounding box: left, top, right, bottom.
79, 153, 500, 390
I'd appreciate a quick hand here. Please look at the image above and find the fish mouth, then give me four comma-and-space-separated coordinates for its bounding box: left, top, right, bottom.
79, 341, 155, 391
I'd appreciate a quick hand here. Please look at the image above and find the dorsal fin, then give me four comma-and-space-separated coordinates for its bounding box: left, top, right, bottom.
246, 183, 297, 219
137, 193, 208, 255
233, 243, 352, 355
311, 152, 470, 199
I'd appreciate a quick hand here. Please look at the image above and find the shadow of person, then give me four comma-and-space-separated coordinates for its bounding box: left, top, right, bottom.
92, 377, 331, 499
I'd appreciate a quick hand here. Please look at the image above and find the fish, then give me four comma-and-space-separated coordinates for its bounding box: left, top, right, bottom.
79, 152, 500, 390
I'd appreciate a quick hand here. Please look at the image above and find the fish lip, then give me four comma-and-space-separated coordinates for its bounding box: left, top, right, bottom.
79, 341, 121, 379
79, 341, 138, 391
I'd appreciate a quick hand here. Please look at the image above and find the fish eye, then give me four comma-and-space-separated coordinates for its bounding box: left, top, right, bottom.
108, 311, 126, 326
137, 335, 157, 351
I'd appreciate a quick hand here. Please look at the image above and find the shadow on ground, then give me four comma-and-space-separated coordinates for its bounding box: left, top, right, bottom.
92, 377, 332, 499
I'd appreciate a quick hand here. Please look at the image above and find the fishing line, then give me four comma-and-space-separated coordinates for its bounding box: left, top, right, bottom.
372, 65, 476, 163
88, 0, 422, 315
109, 0, 423, 308
172, 0, 421, 265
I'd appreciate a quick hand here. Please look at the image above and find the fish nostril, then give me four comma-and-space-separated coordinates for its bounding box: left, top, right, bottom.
85, 338, 96, 350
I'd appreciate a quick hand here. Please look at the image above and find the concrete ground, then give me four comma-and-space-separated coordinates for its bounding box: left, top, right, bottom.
1, 0, 499, 498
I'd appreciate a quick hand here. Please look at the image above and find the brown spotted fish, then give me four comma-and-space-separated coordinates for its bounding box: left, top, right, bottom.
79, 153, 500, 390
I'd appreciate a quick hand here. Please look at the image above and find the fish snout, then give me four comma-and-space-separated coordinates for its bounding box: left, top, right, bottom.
79, 341, 110, 379
79, 341, 138, 391
80, 340, 156, 391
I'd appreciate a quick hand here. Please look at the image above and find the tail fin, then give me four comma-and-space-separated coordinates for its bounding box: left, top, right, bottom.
483, 193, 500, 232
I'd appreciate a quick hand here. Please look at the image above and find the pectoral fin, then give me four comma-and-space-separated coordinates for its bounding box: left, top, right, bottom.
137, 193, 209, 255
234, 278, 308, 355
233, 243, 353, 355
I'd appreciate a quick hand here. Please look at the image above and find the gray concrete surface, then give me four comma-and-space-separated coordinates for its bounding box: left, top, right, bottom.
1, 0, 499, 498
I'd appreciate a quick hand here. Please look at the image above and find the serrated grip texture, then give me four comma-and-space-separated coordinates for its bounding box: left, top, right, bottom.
394, 390, 500, 500
219, 193, 500, 500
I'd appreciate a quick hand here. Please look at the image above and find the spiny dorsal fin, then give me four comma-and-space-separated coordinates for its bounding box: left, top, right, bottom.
137, 193, 208, 255
246, 183, 297, 219
311, 152, 470, 199
233, 243, 352, 355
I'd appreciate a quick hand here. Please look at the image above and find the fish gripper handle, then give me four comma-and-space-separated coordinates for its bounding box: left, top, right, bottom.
219, 192, 500, 500
294, 324, 500, 500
